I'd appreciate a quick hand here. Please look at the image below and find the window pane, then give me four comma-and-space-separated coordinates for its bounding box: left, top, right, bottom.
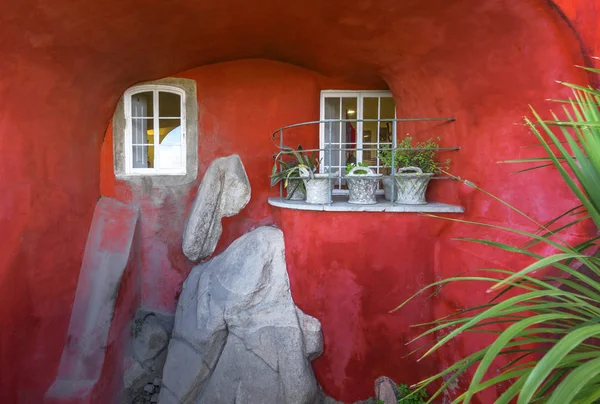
380, 97, 395, 143
342, 98, 357, 147
379, 121, 394, 143
159, 92, 181, 117
158, 146, 182, 169
324, 121, 340, 143
158, 119, 182, 145
131, 92, 153, 118
363, 145, 379, 165
380, 97, 395, 119
324, 97, 340, 120
132, 145, 154, 168
131, 119, 153, 144
363, 97, 379, 146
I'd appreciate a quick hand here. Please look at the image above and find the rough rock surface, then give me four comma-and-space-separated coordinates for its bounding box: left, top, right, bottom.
160, 226, 322, 404
182, 155, 250, 261
374, 377, 397, 404
133, 315, 169, 363
122, 311, 174, 404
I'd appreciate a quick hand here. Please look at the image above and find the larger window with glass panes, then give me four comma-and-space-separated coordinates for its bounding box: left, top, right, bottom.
319, 91, 396, 192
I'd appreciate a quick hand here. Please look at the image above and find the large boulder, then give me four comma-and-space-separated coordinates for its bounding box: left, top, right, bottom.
160, 226, 322, 404
182, 155, 251, 261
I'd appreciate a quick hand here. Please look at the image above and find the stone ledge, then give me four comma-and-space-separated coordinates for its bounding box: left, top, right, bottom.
268, 196, 464, 213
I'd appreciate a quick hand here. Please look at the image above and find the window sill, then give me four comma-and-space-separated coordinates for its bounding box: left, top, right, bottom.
118, 171, 187, 177
268, 196, 464, 213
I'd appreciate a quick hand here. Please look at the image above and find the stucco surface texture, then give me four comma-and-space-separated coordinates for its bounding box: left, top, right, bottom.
1, 0, 599, 402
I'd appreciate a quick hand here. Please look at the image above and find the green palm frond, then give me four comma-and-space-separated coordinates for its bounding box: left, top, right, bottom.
398, 66, 600, 403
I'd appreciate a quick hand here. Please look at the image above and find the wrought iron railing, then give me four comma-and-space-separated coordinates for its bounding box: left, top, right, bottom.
271, 117, 458, 206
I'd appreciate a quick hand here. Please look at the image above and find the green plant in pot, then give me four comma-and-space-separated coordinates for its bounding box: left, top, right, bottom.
344, 162, 382, 204
270, 151, 307, 200
271, 145, 332, 204
394, 136, 449, 205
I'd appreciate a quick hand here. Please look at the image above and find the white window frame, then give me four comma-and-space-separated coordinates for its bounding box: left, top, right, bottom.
124, 84, 187, 176
319, 90, 396, 193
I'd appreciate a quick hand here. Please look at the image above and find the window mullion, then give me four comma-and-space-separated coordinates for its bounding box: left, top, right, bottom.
319, 93, 325, 174
338, 97, 342, 190
126, 95, 131, 173
356, 94, 363, 166
377, 97, 381, 174
180, 94, 186, 172
154, 89, 160, 171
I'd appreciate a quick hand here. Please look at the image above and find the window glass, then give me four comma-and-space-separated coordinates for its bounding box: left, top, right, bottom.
132, 145, 154, 168
131, 92, 154, 118
362, 97, 379, 166
158, 119, 182, 145
126, 87, 185, 174
320, 91, 395, 191
159, 92, 181, 117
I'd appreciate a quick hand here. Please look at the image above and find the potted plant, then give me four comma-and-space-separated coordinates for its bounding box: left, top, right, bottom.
344, 162, 382, 204
270, 156, 306, 200
271, 145, 334, 204
393, 136, 449, 205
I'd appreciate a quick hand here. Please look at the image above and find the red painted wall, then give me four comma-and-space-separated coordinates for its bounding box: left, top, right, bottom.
101, 49, 591, 404
553, 0, 600, 70
1, 0, 600, 402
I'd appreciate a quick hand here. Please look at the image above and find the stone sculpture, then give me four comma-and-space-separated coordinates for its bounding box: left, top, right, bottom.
159, 227, 323, 404
182, 154, 251, 261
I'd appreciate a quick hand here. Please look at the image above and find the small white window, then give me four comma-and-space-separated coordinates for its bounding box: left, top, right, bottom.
124, 85, 186, 175
320, 90, 396, 192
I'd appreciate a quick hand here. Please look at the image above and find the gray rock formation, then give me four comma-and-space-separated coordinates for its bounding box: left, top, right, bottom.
134, 315, 169, 364
160, 226, 322, 404
374, 377, 397, 404
182, 155, 251, 261
122, 312, 174, 404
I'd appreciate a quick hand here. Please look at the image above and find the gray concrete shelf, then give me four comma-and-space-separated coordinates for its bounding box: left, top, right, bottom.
268, 196, 464, 213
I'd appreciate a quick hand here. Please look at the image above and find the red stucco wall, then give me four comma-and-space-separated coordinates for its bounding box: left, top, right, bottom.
101, 52, 592, 403
1, 0, 599, 402
553, 0, 600, 69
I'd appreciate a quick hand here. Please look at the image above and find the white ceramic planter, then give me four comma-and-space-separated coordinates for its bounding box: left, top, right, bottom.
300, 167, 334, 204
345, 166, 382, 205
395, 166, 433, 205
382, 176, 396, 201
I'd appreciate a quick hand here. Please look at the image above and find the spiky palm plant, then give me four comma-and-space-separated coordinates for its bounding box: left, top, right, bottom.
393, 66, 600, 404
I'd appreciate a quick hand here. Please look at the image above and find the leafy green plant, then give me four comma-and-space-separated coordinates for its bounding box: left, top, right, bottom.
396, 136, 450, 173
378, 144, 395, 169
378, 137, 450, 174
270, 145, 321, 198
397, 383, 428, 403
392, 67, 600, 403
345, 162, 369, 175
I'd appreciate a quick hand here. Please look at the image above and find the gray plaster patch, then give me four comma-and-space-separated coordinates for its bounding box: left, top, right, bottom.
112, 77, 199, 186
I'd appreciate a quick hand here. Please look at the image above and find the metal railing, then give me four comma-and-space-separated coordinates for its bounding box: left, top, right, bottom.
271, 117, 458, 206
